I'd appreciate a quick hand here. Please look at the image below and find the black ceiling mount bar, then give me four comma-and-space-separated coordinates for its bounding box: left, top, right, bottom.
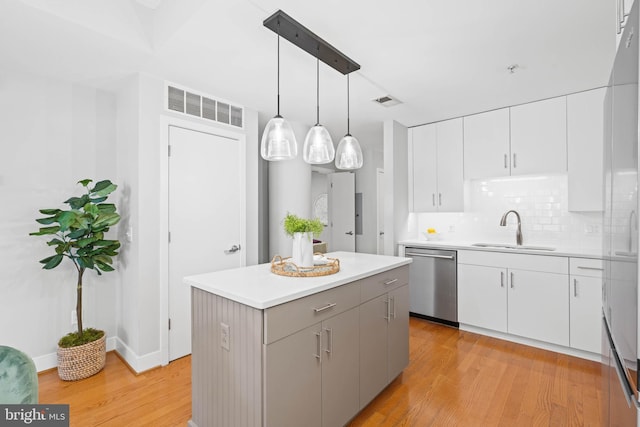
263, 9, 360, 75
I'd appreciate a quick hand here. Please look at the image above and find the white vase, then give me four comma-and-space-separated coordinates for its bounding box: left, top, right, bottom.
291, 232, 314, 267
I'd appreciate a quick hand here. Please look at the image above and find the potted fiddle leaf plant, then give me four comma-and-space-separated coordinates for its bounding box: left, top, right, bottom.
283, 213, 324, 267
30, 179, 121, 381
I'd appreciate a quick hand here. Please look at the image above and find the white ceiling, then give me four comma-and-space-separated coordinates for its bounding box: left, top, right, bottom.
1, 0, 616, 150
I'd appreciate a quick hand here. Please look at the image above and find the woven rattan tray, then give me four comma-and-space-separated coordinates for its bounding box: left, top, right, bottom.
270, 255, 340, 277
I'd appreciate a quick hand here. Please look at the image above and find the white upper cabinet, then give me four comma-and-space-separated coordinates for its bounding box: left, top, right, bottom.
409, 124, 438, 212
510, 96, 568, 176
409, 118, 463, 212
463, 108, 510, 180
567, 88, 606, 212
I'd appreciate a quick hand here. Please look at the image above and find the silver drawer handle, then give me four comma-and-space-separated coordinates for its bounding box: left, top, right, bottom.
384, 279, 398, 286
314, 302, 337, 313
577, 266, 604, 271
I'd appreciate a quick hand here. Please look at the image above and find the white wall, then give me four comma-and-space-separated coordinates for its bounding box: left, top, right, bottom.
383, 120, 410, 255
268, 121, 312, 260
355, 146, 384, 254
0, 71, 118, 369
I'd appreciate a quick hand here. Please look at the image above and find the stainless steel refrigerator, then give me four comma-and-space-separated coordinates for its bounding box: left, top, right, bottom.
603, 1, 640, 424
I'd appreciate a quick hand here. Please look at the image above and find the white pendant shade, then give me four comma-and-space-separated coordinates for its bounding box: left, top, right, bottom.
303, 124, 334, 164
261, 115, 298, 161
335, 134, 363, 170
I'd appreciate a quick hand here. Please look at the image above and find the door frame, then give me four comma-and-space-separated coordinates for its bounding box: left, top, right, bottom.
159, 115, 246, 365
376, 168, 384, 255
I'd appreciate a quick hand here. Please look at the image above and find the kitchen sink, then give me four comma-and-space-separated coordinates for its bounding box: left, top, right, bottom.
471, 243, 556, 251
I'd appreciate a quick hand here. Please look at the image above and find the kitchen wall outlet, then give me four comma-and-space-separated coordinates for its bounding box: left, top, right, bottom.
71, 310, 77, 326
220, 322, 230, 351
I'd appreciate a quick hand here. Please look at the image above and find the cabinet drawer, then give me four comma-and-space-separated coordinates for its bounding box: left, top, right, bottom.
569, 257, 604, 278
458, 250, 567, 274
360, 266, 409, 302
264, 281, 360, 344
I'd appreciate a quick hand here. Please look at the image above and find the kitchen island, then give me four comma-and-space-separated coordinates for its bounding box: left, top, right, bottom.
185, 251, 412, 427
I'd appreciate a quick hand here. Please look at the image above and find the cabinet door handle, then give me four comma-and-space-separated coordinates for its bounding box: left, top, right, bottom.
384, 298, 391, 322
504, 154, 508, 169
432, 194, 436, 206
500, 271, 505, 288
384, 278, 398, 286
577, 266, 604, 271
513, 153, 517, 169
314, 302, 336, 313
438, 193, 442, 206
314, 332, 322, 361
573, 278, 578, 297
391, 296, 396, 319
324, 328, 333, 355
510, 272, 514, 288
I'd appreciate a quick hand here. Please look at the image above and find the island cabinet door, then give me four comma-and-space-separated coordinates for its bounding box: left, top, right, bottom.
359, 293, 389, 409
321, 307, 360, 427
388, 284, 410, 380
265, 323, 322, 427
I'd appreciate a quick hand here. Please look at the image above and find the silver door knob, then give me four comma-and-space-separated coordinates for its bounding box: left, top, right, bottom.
345, 231, 354, 235
224, 244, 241, 254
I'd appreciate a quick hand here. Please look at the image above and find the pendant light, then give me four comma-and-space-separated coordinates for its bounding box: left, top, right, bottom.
335, 73, 363, 170
260, 21, 297, 161
303, 50, 335, 164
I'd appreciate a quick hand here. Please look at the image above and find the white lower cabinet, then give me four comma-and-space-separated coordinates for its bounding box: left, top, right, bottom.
569, 258, 603, 353
458, 251, 570, 347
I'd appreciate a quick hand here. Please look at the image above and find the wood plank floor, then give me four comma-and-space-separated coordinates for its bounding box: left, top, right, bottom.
38, 317, 603, 426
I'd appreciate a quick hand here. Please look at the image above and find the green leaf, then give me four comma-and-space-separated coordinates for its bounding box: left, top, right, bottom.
95, 262, 114, 272
96, 204, 116, 214
78, 256, 94, 269
39, 208, 61, 215
83, 203, 99, 217
78, 179, 93, 187
67, 228, 88, 239
46, 238, 64, 246
94, 254, 113, 265
57, 211, 77, 231
36, 216, 57, 225
91, 180, 117, 197
77, 237, 97, 248
93, 212, 121, 228
65, 195, 90, 210
30, 226, 60, 236
40, 254, 63, 269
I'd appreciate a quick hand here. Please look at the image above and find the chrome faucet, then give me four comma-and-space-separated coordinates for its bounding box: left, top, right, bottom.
500, 210, 523, 246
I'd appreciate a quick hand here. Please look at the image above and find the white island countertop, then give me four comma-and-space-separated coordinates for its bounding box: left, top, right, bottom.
184, 251, 412, 309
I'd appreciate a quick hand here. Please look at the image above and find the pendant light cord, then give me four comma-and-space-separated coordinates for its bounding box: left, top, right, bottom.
276, 22, 281, 116
347, 73, 350, 135
316, 46, 320, 125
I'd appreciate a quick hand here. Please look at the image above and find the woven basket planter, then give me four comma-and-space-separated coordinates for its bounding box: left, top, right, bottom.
57, 332, 106, 381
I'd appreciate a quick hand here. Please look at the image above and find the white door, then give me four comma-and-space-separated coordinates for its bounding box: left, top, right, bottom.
168, 125, 244, 361
329, 172, 355, 252
376, 169, 384, 255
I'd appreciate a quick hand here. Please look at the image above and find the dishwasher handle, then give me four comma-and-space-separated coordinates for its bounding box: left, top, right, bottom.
405, 252, 455, 260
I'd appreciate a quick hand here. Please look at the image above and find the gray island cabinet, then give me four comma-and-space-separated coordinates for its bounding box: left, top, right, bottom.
184, 251, 411, 427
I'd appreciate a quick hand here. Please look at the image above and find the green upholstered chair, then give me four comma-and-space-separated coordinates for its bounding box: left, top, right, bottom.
0, 346, 38, 404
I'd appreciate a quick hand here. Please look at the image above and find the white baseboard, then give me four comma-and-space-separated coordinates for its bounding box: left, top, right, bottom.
33, 336, 117, 372
459, 323, 603, 363
114, 337, 162, 373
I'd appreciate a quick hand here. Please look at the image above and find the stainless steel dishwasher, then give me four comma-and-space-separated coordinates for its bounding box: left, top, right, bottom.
405, 247, 458, 327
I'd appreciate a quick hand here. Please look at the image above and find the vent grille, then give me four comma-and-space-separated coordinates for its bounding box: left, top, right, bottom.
373, 95, 401, 108
166, 83, 243, 129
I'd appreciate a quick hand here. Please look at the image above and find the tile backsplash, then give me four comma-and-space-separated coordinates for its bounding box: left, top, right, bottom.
413, 174, 603, 251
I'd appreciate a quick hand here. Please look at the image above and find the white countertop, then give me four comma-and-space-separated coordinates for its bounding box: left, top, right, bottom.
184, 251, 412, 309
398, 239, 603, 259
